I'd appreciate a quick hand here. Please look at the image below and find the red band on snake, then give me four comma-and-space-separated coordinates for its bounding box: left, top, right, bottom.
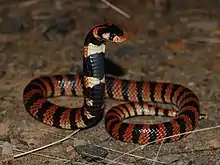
23, 23, 206, 145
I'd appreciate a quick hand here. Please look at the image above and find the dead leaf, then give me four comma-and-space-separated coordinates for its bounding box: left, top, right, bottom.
167, 40, 186, 53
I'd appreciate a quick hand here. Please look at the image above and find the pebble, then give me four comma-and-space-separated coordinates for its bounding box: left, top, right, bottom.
2, 141, 13, 155
188, 82, 195, 87
187, 21, 218, 31
75, 144, 108, 162
0, 16, 24, 34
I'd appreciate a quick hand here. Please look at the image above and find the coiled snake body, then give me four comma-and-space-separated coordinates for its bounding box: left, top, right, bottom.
23, 23, 206, 145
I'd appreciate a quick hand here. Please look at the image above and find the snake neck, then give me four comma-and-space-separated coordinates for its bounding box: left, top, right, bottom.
81, 24, 125, 113
82, 28, 106, 113
83, 29, 106, 79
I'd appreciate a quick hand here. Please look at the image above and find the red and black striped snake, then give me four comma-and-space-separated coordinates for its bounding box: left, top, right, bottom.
23, 23, 207, 145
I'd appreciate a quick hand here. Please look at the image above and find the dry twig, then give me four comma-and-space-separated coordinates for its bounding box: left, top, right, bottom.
13, 130, 80, 158
101, 0, 131, 18
13, 148, 70, 163
153, 139, 165, 165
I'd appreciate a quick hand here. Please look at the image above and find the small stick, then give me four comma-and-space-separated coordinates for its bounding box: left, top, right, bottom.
153, 139, 165, 165
13, 130, 80, 158
13, 148, 70, 163
101, 0, 131, 18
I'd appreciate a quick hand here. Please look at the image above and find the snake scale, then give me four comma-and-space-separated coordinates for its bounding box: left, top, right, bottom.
23, 23, 206, 145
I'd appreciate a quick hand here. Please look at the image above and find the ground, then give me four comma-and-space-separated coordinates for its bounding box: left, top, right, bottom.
0, 0, 220, 165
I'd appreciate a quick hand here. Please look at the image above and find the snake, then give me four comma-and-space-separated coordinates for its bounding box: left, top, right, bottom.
23, 23, 206, 145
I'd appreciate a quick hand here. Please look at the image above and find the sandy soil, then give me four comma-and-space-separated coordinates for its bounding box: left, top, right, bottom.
0, 0, 220, 164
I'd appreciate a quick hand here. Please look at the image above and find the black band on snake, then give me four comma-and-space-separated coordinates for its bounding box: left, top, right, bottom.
23, 23, 207, 145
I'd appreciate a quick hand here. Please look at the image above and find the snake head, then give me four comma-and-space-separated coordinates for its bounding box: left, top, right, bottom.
93, 23, 126, 43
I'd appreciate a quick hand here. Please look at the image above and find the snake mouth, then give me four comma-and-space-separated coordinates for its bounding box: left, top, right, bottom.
113, 35, 126, 42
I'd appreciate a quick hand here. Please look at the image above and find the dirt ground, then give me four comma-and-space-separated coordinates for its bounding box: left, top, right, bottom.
0, 0, 220, 165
